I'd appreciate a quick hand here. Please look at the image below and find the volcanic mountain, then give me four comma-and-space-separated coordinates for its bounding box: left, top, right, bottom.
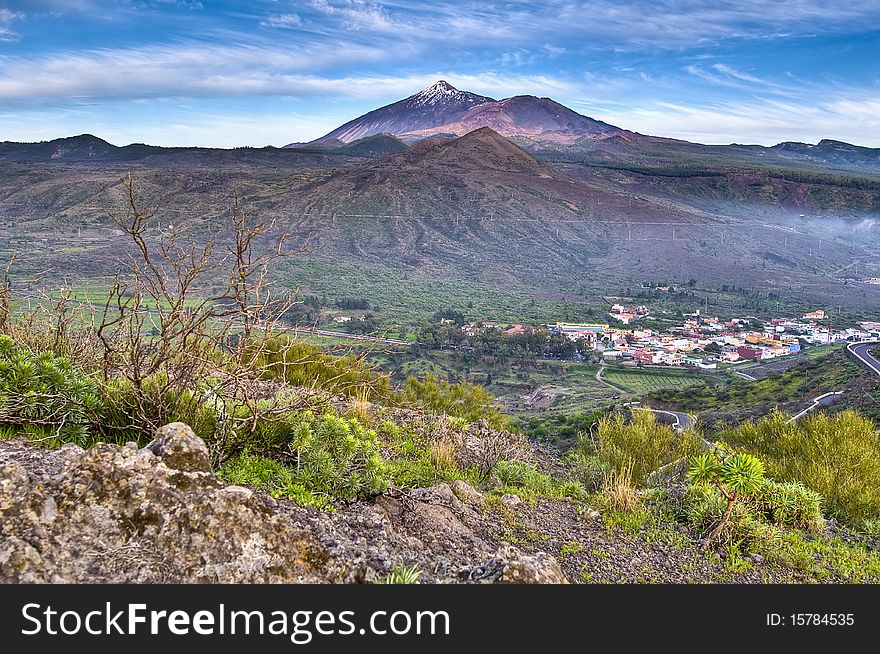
303, 81, 495, 145
401, 95, 621, 146
281, 127, 692, 252
296, 80, 622, 149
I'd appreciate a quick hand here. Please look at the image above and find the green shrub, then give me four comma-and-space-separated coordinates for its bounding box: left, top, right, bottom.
402, 373, 506, 428
674, 483, 778, 552
218, 451, 329, 509
494, 460, 533, 486
256, 336, 391, 401
491, 459, 584, 500
593, 409, 702, 487
0, 335, 104, 446
572, 454, 608, 493
862, 520, 880, 537
687, 449, 769, 548
292, 413, 389, 501
219, 412, 389, 506
379, 564, 421, 584
753, 480, 824, 532
728, 410, 880, 527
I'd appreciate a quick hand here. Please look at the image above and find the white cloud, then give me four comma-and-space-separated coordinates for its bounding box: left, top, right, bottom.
0, 43, 406, 101
0, 40, 582, 105
301, 1, 880, 51
685, 63, 797, 95
260, 13, 302, 29
0, 8, 23, 41
588, 93, 880, 147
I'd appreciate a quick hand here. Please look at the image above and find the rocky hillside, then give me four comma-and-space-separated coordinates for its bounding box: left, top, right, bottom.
3, 422, 879, 584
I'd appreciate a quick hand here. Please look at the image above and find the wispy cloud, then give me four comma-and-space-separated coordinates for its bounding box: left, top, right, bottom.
0, 8, 23, 42
0, 42, 405, 101
296, 1, 880, 52
685, 63, 799, 95
0, 38, 583, 104
591, 91, 880, 147
260, 13, 302, 30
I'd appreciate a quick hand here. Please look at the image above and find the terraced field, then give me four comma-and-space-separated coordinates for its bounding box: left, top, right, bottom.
601, 367, 710, 395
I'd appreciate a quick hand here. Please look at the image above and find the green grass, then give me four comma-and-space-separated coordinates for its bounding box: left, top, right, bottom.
279, 258, 607, 326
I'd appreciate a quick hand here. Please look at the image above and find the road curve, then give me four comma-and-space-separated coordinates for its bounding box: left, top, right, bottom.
788, 391, 844, 422
654, 409, 695, 432
848, 341, 880, 377
629, 403, 694, 432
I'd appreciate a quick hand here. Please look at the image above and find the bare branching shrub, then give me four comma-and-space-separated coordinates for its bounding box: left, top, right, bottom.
0, 253, 17, 334
0, 176, 351, 462
464, 420, 529, 480
85, 177, 302, 446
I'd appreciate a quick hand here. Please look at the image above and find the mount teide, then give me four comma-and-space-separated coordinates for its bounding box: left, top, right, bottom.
302, 81, 495, 145
296, 80, 621, 148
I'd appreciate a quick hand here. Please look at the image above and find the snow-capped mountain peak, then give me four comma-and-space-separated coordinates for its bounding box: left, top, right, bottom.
412, 80, 462, 106
310, 81, 495, 144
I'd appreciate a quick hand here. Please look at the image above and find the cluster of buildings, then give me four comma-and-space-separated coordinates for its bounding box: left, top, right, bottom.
546, 309, 876, 369
460, 320, 537, 337
447, 306, 878, 370
608, 303, 651, 325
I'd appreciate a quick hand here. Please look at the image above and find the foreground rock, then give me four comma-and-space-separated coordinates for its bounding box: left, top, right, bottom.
0, 424, 566, 584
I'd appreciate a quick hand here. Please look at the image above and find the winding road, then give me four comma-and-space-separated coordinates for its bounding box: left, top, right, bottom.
848, 341, 880, 377
628, 403, 695, 432
788, 391, 844, 422
649, 342, 879, 430
649, 408, 695, 432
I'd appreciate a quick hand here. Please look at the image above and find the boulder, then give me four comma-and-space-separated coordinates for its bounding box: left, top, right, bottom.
0, 434, 328, 583
146, 422, 213, 472
494, 545, 569, 584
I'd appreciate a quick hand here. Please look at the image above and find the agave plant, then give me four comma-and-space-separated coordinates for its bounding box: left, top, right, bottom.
380, 564, 422, 585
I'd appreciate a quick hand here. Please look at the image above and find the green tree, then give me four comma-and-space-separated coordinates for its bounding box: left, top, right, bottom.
688, 450, 766, 548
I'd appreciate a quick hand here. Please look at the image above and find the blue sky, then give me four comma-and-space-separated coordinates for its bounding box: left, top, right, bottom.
1, 1, 879, 147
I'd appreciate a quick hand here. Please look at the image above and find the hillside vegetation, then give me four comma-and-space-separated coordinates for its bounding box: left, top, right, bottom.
2, 185, 880, 583
647, 348, 880, 427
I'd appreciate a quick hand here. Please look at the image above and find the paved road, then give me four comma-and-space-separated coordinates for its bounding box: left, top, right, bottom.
788, 391, 844, 422
848, 341, 880, 377
653, 409, 695, 432
629, 403, 694, 432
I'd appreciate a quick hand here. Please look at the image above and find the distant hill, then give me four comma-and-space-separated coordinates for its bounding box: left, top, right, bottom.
771, 139, 880, 170
288, 133, 409, 158
0, 134, 139, 162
